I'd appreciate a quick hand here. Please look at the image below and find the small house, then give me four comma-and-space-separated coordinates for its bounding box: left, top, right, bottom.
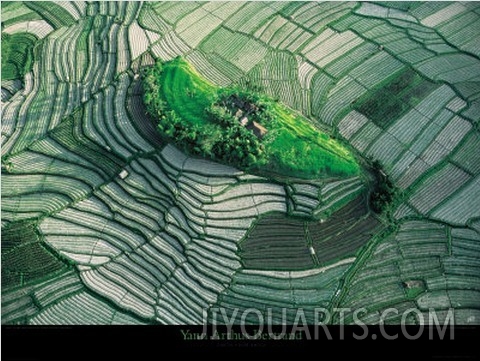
240, 116, 249, 127
247, 121, 268, 139
119, 169, 129, 179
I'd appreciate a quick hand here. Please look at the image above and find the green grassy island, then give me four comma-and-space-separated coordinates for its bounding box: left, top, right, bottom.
143, 57, 359, 179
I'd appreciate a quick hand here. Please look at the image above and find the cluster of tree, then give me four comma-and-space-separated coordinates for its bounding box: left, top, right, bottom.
369, 160, 397, 214
155, 110, 265, 168
143, 62, 268, 169
213, 88, 276, 126
143, 61, 166, 118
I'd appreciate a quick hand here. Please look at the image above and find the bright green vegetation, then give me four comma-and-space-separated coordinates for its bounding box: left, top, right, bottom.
354, 68, 439, 129
155, 59, 217, 125
144, 57, 359, 178
266, 106, 359, 177
144, 59, 265, 168
1, 32, 37, 81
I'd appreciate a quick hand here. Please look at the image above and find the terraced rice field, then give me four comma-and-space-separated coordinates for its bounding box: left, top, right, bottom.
240, 192, 383, 270
2, 1, 480, 326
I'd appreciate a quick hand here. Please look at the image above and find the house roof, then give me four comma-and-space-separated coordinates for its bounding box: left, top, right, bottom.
247, 121, 268, 138
240, 116, 249, 126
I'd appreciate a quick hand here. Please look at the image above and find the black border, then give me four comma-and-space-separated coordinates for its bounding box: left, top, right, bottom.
2, 325, 480, 359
